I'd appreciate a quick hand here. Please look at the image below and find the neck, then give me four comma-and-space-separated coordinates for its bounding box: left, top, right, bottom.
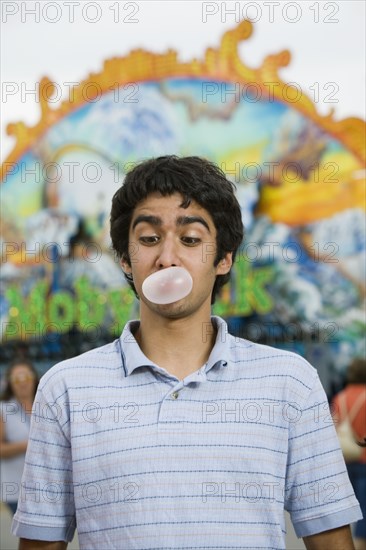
17, 398, 34, 413
135, 307, 217, 380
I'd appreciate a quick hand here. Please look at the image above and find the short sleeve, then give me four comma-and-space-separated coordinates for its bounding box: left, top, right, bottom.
11, 387, 76, 542
285, 371, 362, 537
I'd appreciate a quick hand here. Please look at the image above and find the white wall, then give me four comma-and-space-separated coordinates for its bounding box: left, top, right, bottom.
1, 0, 365, 161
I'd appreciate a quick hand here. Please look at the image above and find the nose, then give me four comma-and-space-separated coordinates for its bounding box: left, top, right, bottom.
155, 237, 180, 269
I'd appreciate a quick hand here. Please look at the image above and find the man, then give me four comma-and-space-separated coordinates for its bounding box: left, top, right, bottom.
13, 156, 362, 549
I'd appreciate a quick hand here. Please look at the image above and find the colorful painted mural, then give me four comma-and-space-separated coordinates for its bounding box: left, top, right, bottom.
1, 21, 365, 377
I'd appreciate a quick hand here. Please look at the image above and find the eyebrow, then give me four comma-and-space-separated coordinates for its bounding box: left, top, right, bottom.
177, 216, 210, 232
132, 215, 211, 232
132, 215, 161, 230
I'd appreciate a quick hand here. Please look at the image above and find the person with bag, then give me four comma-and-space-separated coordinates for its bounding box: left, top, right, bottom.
332, 358, 366, 550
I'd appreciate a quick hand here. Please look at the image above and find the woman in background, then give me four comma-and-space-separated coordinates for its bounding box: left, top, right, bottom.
0, 360, 39, 515
332, 358, 366, 550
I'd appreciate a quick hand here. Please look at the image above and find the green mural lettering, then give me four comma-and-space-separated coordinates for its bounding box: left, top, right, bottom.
108, 288, 135, 336
235, 258, 274, 315
4, 268, 273, 341
74, 277, 105, 329
48, 292, 75, 332
214, 258, 274, 316
4, 281, 47, 340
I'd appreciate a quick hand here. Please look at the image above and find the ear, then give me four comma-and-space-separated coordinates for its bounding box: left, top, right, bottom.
216, 252, 233, 275
120, 257, 132, 274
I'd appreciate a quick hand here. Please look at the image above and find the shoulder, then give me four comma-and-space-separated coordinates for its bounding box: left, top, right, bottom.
213, 315, 318, 389
346, 384, 366, 396
230, 335, 316, 374
333, 385, 366, 404
38, 339, 123, 398
227, 335, 319, 399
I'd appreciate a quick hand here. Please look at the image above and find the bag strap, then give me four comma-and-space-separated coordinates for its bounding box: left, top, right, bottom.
339, 391, 365, 424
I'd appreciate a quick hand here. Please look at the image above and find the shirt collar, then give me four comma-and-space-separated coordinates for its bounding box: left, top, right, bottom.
119, 316, 231, 377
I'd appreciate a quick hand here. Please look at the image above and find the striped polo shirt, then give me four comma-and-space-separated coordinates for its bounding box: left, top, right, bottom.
12, 316, 362, 549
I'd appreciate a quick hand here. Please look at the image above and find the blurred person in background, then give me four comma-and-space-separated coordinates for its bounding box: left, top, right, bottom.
332, 358, 366, 550
0, 360, 39, 515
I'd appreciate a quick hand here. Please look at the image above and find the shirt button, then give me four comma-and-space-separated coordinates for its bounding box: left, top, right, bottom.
171, 391, 179, 400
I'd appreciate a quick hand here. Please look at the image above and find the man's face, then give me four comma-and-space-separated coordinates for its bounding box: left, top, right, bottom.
121, 192, 232, 318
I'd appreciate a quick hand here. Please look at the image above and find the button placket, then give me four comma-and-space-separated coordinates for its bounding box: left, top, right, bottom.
157, 382, 185, 432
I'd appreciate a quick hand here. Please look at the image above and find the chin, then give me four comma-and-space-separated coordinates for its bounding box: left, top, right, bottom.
151, 300, 189, 315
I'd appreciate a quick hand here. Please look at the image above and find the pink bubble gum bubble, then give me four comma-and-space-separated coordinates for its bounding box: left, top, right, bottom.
142, 267, 193, 304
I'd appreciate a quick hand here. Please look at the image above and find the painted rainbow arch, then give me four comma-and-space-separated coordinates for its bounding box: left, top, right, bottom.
1, 20, 365, 373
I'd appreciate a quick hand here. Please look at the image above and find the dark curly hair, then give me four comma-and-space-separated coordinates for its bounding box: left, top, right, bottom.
110, 156, 244, 304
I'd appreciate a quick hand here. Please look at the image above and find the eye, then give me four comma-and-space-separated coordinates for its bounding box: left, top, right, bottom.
139, 236, 160, 245
181, 236, 201, 246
